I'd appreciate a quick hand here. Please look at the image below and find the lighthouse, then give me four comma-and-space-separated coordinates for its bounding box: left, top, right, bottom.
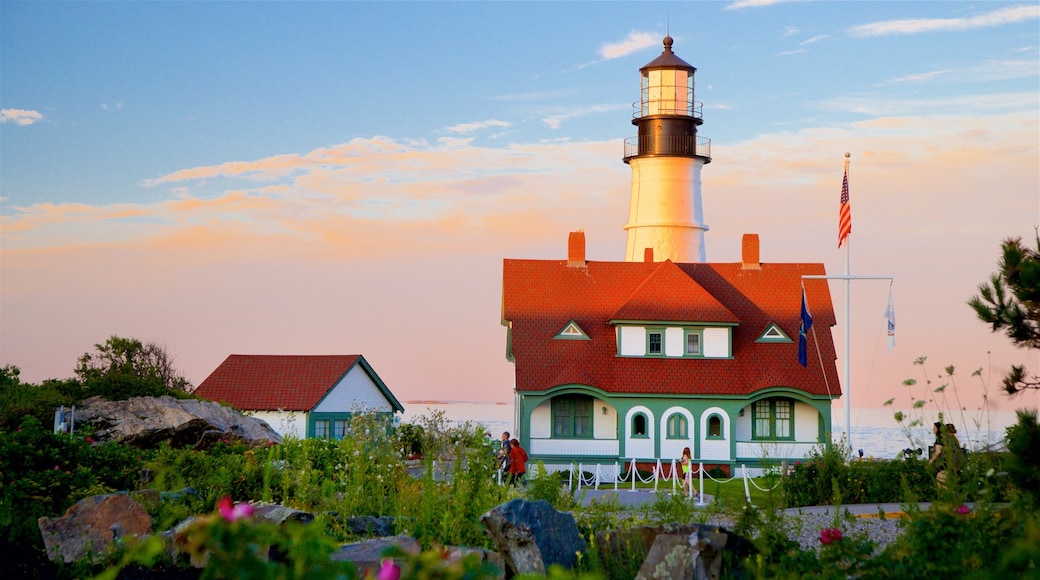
623, 36, 711, 263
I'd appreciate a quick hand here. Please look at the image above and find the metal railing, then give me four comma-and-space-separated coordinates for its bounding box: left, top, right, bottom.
623, 135, 711, 160
633, 97, 703, 120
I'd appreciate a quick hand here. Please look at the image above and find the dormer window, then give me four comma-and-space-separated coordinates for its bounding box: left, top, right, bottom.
685, 331, 701, 355
648, 330, 663, 355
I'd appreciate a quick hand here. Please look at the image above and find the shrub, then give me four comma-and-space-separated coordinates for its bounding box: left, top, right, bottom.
0, 415, 144, 572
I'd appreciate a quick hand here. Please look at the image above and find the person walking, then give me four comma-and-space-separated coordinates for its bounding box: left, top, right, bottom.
498, 431, 512, 474
508, 438, 528, 486
680, 446, 696, 497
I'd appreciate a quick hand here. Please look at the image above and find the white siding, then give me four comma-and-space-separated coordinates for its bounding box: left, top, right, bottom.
620, 326, 645, 356
530, 402, 551, 438
593, 398, 617, 439
624, 406, 655, 459
699, 407, 731, 461
313, 366, 392, 413
660, 406, 695, 461
248, 410, 306, 439
794, 402, 819, 441
737, 441, 818, 460
735, 406, 752, 440
703, 327, 729, 357
665, 327, 684, 357
530, 438, 619, 456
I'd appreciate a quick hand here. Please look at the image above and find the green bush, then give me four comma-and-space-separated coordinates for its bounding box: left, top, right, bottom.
0, 416, 144, 572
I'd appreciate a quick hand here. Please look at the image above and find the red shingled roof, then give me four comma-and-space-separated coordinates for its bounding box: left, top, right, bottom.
196, 355, 364, 411
501, 259, 841, 398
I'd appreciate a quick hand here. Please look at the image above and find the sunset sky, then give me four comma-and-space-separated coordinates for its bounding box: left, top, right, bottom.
3, 1, 1039, 428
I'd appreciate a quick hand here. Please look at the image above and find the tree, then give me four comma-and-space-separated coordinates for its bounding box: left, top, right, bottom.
76, 335, 193, 399
968, 232, 1040, 395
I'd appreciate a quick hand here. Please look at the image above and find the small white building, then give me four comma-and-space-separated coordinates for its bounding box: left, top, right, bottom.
195, 354, 403, 439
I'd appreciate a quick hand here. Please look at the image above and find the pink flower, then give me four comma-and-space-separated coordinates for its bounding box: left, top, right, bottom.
53, 465, 60, 470
84, 437, 95, 444
377, 560, 401, 580
956, 504, 971, 515
217, 496, 254, 522
819, 527, 843, 545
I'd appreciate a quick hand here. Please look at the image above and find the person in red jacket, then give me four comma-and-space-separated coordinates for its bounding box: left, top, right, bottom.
508, 438, 528, 486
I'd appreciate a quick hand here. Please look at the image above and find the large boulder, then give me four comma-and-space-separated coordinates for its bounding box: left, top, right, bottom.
38, 493, 153, 564
77, 395, 281, 449
480, 499, 586, 576
597, 524, 755, 580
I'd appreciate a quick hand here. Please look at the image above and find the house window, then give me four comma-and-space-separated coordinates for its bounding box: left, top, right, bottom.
648, 331, 663, 355
685, 331, 701, 356
314, 420, 329, 438
752, 399, 794, 440
333, 420, 347, 439
553, 395, 593, 438
632, 413, 648, 437
707, 415, 723, 439
666, 413, 688, 439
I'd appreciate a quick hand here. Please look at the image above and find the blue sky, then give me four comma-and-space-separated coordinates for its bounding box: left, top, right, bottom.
2, 1, 1039, 423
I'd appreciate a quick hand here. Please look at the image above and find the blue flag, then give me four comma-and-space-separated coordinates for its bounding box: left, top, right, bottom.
798, 288, 813, 367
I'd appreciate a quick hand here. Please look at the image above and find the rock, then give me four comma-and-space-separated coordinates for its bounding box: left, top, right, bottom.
480, 499, 586, 576
331, 536, 421, 576
342, 515, 395, 536
597, 524, 755, 580
252, 503, 315, 525
442, 546, 505, 577
77, 395, 281, 449
38, 493, 153, 564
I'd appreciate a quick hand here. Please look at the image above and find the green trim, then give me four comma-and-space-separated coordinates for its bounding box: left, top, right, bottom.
554, 320, 591, 340
751, 399, 795, 441
705, 413, 724, 440
631, 412, 649, 438
551, 394, 594, 439
756, 323, 793, 343
665, 413, 688, 439
310, 355, 405, 414
646, 327, 665, 356
610, 319, 738, 327
684, 329, 703, 357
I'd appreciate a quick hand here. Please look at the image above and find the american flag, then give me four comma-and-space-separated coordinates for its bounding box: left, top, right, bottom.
838, 165, 852, 248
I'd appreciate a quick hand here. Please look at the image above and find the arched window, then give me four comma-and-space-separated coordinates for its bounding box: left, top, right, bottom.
666, 413, 688, 439
707, 415, 723, 439
632, 413, 648, 437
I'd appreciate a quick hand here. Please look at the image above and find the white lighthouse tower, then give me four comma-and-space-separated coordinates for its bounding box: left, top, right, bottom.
623, 36, 711, 263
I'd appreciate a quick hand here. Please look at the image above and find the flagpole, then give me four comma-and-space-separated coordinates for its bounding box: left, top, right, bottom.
843, 153, 852, 452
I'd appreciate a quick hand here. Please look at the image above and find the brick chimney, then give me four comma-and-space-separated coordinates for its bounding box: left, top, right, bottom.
644, 247, 654, 263
741, 234, 761, 270
568, 230, 586, 267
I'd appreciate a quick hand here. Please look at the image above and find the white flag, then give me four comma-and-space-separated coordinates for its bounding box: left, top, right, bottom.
884, 286, 896, 352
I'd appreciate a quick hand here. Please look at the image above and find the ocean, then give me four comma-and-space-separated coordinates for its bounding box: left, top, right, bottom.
401, 401, 1025, 461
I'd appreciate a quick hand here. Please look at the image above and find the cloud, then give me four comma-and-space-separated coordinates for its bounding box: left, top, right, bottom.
815, 91, 1038, 117
800, 35, 828, 45
775, 49, 807, 57
599, 31, 660, 60
541, 103, 628, 130
848, 4, 1040, 37
101, 102, 123, 111
888, 70, 954, 84
443, 119, 512, 134
726, 0, 799, 10
1, 109, 43, 126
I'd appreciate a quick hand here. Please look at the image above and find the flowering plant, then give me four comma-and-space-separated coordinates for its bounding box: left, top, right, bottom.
819, 527, 843, 546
